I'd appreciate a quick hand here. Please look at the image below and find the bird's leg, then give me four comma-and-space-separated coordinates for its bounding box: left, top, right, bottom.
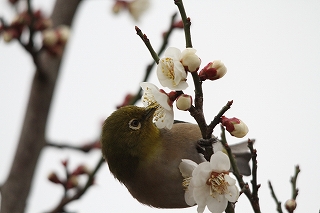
197, 137, 218, 161
198, 137, 218, 147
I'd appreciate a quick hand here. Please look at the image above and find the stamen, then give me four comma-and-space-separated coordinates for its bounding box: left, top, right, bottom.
206, 171, 229, 197
182, 177, 192, 190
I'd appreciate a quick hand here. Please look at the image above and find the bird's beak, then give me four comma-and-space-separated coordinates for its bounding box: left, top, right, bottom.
144, 106, 157, 120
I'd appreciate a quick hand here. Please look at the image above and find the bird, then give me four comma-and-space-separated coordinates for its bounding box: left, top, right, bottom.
101, 105, 251, 208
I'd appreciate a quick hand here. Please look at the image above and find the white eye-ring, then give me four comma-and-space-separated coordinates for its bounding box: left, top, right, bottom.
129, 119, 141, 130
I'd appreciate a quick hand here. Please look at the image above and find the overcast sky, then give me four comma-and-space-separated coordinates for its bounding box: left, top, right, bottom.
1, 0, 320, 212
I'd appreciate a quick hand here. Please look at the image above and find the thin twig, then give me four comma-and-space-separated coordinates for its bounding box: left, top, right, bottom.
174, 0, 192, 48
248, 140, 261, 211
268, 180, 283, 213
49, 157, 105, 213
207, 100, 233, 137
220, 127, 261, 213
135, 26, 160, 64
131, 12, 178, 105
291, 165, 300, 200
47, 140, 100, 153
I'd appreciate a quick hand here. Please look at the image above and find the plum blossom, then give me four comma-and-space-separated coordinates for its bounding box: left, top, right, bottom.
140, 82, 174, 129
179, 151, 239, 213
112, 0, 150, 21
157, 47, 191, 90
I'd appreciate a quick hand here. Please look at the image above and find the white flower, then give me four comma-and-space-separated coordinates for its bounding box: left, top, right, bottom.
179, 159, 198, 206
180, 151, 239, 213
181, 48, 201, 72
157, 47, 188, 90
128, 0, 150, 21
140, 82, 174, 129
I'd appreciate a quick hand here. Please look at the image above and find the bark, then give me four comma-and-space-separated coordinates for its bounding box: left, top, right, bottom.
0, 1, 81, 212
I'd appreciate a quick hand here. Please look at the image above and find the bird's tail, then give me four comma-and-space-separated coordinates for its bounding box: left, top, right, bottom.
230, 139, 255, 176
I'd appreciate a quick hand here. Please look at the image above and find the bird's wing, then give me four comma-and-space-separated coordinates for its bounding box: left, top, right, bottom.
229, 139, 255, 154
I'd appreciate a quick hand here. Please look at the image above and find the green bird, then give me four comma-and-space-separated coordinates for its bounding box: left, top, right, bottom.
101, 105, 251, 208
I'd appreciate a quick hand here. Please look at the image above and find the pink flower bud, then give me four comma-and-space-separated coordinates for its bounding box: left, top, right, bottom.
176, 94, 192, 111
71, 165, 90, 175
285, 199, 297, 213
221, 116, 248, 138
117, 94, 135, 108
61, 159, 68, 167
66, 175, 79, 189
48, 172, 61, 184
199, 60, 227, 81
172, 20, 184, 29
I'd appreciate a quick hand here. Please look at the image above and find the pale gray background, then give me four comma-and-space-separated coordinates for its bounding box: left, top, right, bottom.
1, 0, 320, 212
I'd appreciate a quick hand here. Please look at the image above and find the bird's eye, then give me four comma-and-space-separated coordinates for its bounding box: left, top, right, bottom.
129, 119, 141, 130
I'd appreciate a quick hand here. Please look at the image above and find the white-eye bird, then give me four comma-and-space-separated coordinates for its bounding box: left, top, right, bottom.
101, 105, 251, 208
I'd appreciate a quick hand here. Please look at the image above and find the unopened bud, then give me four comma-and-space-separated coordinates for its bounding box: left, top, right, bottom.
3, 31, 13, 42
199, 60, 227, 81
176, 94, 192, 111
48, 172, 61, 184
128, 0, 150, 21
66, 175, 79, 189
285, 199, 297, 213
172, 20, 183, 29
57, 25, 70, 44
61, 159, 68, 167
112, 1, 126, 14
117, 94, 135, 109
72, 165, 90, 175
42, 29, 58, 46
181, 48, 201, 72
221, 116, 248, 138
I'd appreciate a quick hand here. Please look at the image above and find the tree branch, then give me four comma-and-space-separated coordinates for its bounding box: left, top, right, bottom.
0, 1, 81, 213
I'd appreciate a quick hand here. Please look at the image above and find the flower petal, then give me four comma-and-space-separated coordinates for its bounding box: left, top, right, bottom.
224, 174, 236, 186
179, 159, 198, 178
209, 151, 230, 172
192, 162, 211, 187
164, 47, 182, 59
197, 205, 206, 213
140, 82, 174, 129
225, 185, 239, 202
185, 183, 196, 206
206, 194, 228, 213
193, 184, 210, 208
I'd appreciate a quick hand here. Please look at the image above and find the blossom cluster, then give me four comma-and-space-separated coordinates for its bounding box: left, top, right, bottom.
42, 25, 71, 55
48, 159, 92, 190
0, 10, 52, 42
140, 46, 248, 138
0, 9, 70, 55
139, 46, 249, 213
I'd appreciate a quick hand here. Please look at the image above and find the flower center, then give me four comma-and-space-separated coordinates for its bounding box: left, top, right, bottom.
161, 58, 176, 85
206, 171, 229, 196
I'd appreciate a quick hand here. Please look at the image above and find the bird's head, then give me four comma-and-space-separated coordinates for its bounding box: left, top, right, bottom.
101, 105, 161, 181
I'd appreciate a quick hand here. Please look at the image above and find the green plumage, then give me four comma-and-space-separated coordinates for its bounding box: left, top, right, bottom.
101, 105, 251, 208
